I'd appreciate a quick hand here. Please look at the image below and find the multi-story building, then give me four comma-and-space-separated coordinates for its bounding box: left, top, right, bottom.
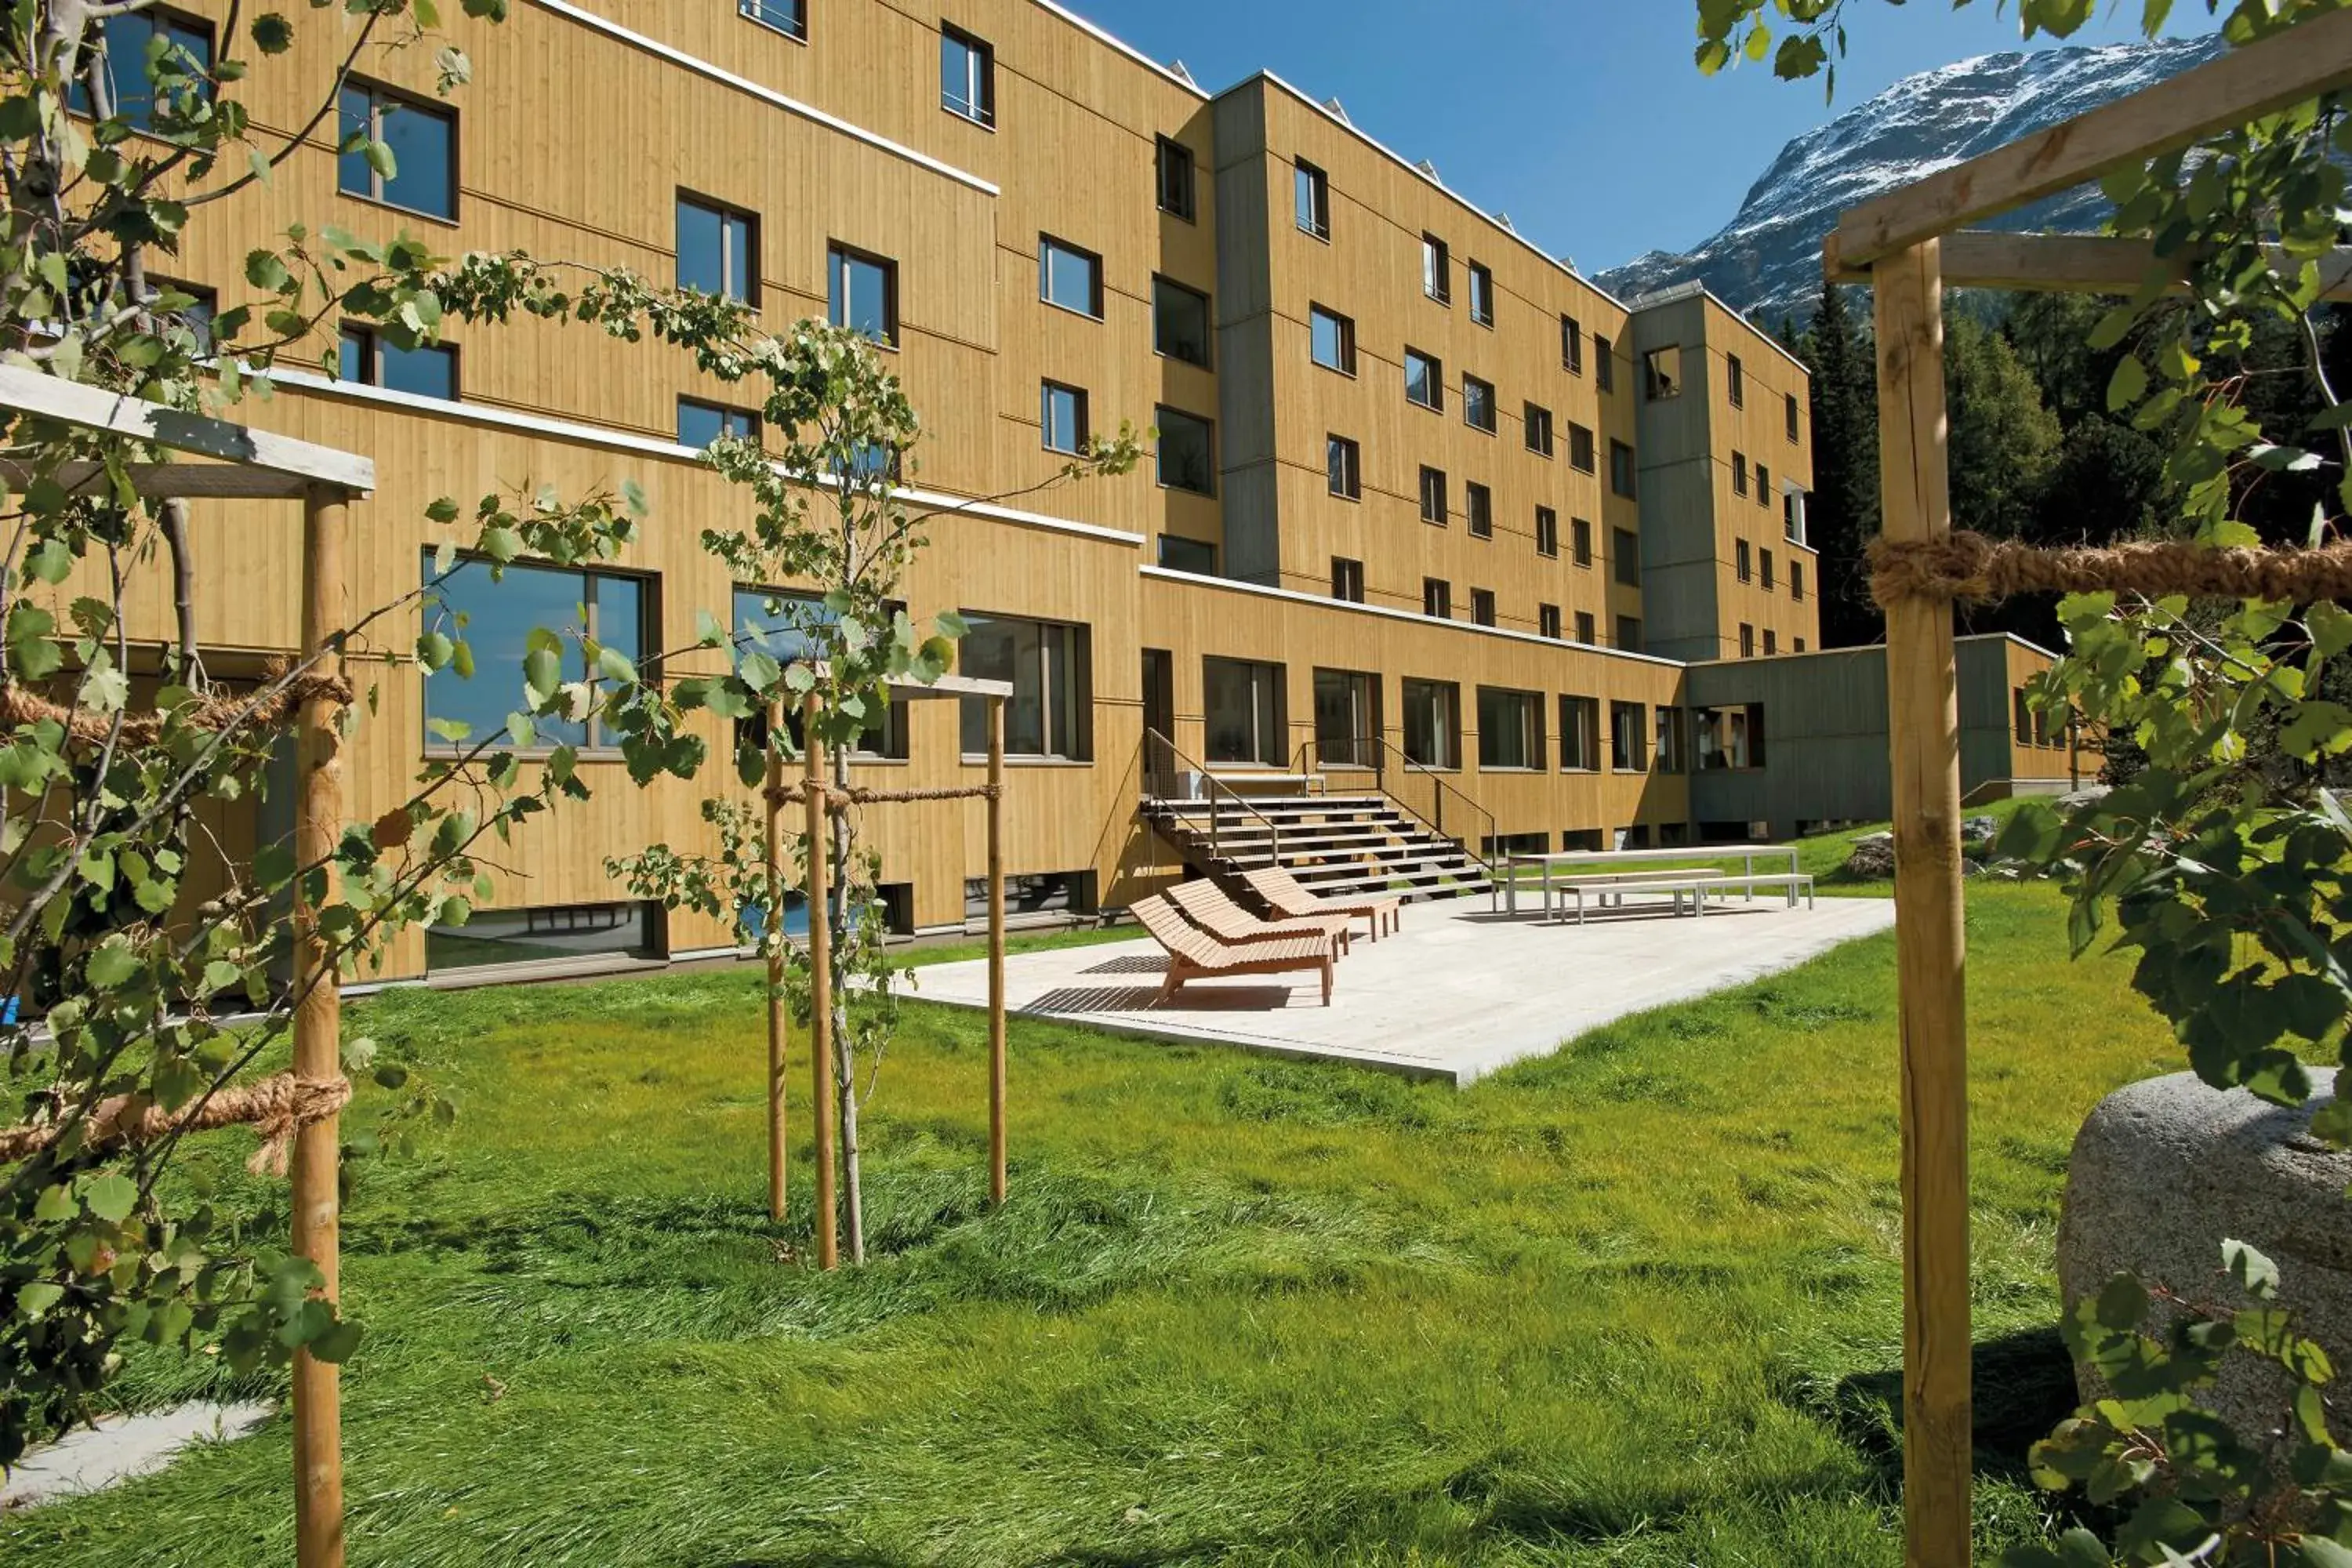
99, 0, 2056, 980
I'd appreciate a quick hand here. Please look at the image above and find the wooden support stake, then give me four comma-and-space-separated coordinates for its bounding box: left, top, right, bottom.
292, 486, 348, 1568
1875, 241, 1973, 1568
764, 715, 786, 1225
986, 695, 1007, 1207
804, 698, 838, 1272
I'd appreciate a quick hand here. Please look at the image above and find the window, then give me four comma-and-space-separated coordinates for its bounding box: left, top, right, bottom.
1422, 578, 1451, 619
1786, 392, 1802, 443
739, 0, 807, 39
1470, 587, 1496, 626
427, 902, 655, 973
1313, 669, 1380, 767
1610, 440, 1636, 498
1757, 463, 1772, 509
1327, 434, 1361, 499
1733, 452, 1749, 497
1763, 630, 1777, 655
422, 556, 645, 750
2034, 705, 2053, 749
1735, 539, 1752, 583
1203, 657, 1286, 766
153, 280, 216, 355
1616, 614, 1642, 653
1158, 536, 1216, 575
1463, 375, 1497, 434
1156, 136, 1196, 220
1467, 262, 1494, 326
1309, 305, 1356, 374
1740, 623, 1756, 659
1477, 687, 1543, 769
1294, 158, 1330, 239
1570, 516, 1592, 567
2014, 689, 2033, 745
678, 194, 758, 303
339, 325, 457, 400
1574, 611, 1595, 645
74, 9, 212, 129
1402, 679, 1461, 769
1611, 527, 1640, 588
1559, 696, 1599, 771
940, 24, 995, 126
1538, 604, 1562, 640
967, 872, 1089, 925
1155, 406, 1216, 495
1152, 276, 1211, 367
960, 614, 1087, 759
1562, 314, 1584, 374
1422, 235, 1451, 303
1727, 354, 1745, 408
1040, 380, 1088, 454
1694, 706, 1766, 771
1568, 423, 1596, 474
1331, 557, 1364, 603
1760, 548, 1776, 590
1525, 403, 1553, 457
677, 397, 760, 448
340, 82, 455, 220
1610, 702, 1647, 771
1418, 466, 1448, 527
1795, 637, 1806, 652
1535, 507, 1559, 559
1466, 483, 1493, 539
1784, 489, 1809, 546
1791, 561, 1806, 602
827, 244, 897, 344
735, 586, 905, 758
1405, 348, 1443, 412
1039, 236, 1103, 318
1595, 334, 1614, 393
1655, 707, 1685, 774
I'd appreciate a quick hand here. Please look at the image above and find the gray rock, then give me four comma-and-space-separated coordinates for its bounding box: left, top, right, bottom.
1845, 833, 1896, 879
2058, 786, 2111, 811
1961, 815, 2000, 845
2058, 1070, 2352, 1443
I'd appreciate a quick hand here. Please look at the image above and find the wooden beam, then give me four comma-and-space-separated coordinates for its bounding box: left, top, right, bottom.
1827, 229, 2352, 300
804, 697, 838, 1273
0, 364, 374, 495
0, 459, 338, 500
764, 719, 787, 1227
986, 695, 1007, 1210
1834, 8, 2352, 268
1875, 241, 1973, 1568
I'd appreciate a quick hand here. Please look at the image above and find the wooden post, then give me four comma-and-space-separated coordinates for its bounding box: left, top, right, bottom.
763, 713, 786, 1225
803, 696, 838, 1271
292, 486, 348, 1568
986, 695, 1007, 1207
1875, 240, 1973, 1568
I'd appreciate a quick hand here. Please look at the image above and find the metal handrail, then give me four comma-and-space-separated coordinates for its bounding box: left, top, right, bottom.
1291, 733, 1497, 894
1142, 727, 1283, 867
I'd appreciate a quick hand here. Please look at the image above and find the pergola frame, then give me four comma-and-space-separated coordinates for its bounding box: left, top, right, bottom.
0, 364, 373, 1568
1828, 15, 2352, 1565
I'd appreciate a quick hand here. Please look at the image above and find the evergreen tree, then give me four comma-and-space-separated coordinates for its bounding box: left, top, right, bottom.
1798, 279, 1884, 648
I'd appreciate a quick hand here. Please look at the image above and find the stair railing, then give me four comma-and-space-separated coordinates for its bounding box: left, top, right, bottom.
1143, 727, 1282, 867
1292, 733, 1497, 897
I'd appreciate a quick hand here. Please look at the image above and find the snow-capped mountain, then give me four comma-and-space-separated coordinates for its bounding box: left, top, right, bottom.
1595, 34, 2227, 322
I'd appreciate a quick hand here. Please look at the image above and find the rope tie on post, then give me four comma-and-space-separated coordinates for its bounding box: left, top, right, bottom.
0, 669, 354, 748
1867, 531, 2352, 607
0, 1073, 353, 1176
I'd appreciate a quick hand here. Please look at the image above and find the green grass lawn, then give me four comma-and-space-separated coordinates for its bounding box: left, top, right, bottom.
5, 837, 2183, 1566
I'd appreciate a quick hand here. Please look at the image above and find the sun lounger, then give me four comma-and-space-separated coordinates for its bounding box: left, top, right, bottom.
1241, 865, 1402, 941
1133, 894, 1335, 1007
1167, 877, 1353, 955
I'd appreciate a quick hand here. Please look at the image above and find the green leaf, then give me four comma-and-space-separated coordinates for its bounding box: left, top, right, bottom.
82, 1172, 138, 1223
2096, 1272, 2149, 1331
85, 938, 141, 989
2107, 355, 2148, 412
2225, 1238, 2280, 1301
310, 1316, 364, 1364
15, 1281, 63, 1318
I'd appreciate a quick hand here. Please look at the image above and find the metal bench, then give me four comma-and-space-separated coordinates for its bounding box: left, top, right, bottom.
1699, 873, 1817, 912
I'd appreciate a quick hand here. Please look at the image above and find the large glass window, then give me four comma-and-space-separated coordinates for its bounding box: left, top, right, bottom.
1155, 406, 1215, 495
1610, 701, 1647, 771
339, 81, 454, 220
1643, 346, 1682, 401
677, 397, 760, 448
678, 194, 758, 303
1559, 696, 1599, 771
940, 24, 995, 126
422, 556, 646, 750
1156, 136, 1196, 220
1039, 235, 1103, 318
1309, 305, 1355, 374
427, 901, 656, 974
1312, 668, 1379, 768
1476, 687, 1543, 770
1401, 679, 1461, 770
1152, 276, 1211, 367
73, 9, 211, 129
1295, 159, 1330, 238
828, 245, 897, 344
1203, 657, 1286, 767
959, 614, 1086, 759
1157, 535, 1216, 575
1404, 348, 1443, 412
340, 325, 457, 400
734, 586, 904, 757
1693, 705, 1766, 770
1040, 380, 1088, 454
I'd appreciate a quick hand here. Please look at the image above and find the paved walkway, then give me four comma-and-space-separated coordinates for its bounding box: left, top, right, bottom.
919, 893, 1897, 1083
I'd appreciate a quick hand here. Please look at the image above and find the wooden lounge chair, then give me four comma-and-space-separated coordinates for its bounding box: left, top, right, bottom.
1242, 864, 1401, 941
1133, 895, 1334, 1007
1167, 877, 1352, 955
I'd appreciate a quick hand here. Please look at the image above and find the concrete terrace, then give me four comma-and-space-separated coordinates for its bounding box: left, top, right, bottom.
918, 894, 1899, 1084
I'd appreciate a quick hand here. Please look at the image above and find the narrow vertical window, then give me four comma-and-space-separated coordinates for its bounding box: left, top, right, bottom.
679, 194, 759, 303
1422, 234, 1450, 303
1156, 136, 1196, 220
827, 245, 897, 344
1294, 159, 1330, 238
940, 24, 995, 126
1040, 381, 1088, 455
1466, 261, 1494, 326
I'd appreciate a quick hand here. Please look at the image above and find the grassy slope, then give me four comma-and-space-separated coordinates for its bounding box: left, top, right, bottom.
5, 824, 2179, 1567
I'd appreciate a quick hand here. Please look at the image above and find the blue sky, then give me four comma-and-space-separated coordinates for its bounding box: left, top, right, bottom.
1064, 0, 2202, 272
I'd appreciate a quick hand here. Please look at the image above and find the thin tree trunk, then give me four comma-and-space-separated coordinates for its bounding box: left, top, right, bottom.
829, 741, 863, 1265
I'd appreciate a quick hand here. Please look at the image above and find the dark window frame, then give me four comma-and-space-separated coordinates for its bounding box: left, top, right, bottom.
1308, 303, 1356, 376
939, 22, 996, 128
1294, 158, 1331, 240
1156, 136, 1197, 220
1326, 434, 1362, 500
421, 552, 652, 755
339, 77, 459, 223
826, 241, 898, 345
1404, 347, 1443, 412
1040, 379, 1090, 455
1038, 234, 1105, 319
339, 321, 459, 400
1151, 274, 1212, 368
1153, 404, 1217, 495
739, 0, 808, 42
677, 191, 761, 305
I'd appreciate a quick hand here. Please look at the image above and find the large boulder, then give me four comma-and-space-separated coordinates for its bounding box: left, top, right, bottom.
2058, 1070, 2352, 1439
1846, 832, 1896, 879
1960, 814, 2000, 846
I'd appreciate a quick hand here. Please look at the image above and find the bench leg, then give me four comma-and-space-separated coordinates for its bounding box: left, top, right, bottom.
1319, 953, 1334, 1007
